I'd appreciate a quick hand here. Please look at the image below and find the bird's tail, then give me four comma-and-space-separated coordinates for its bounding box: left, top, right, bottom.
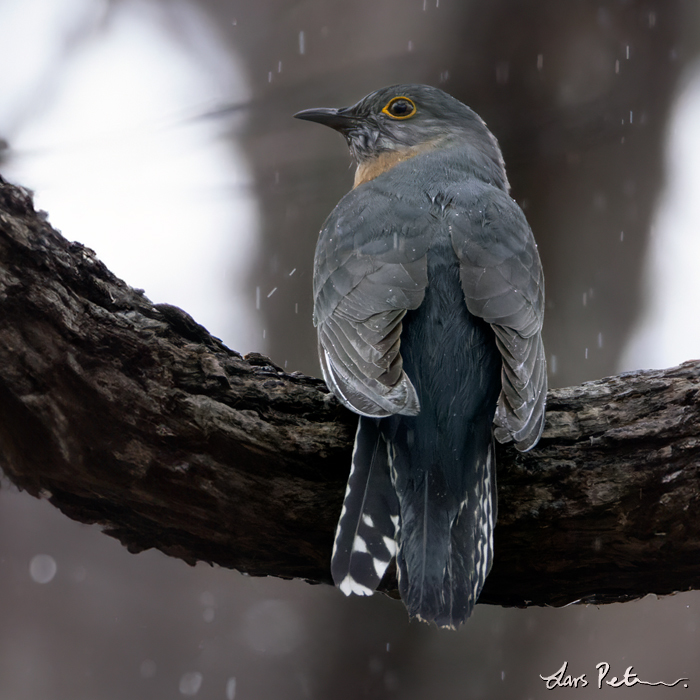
331, 413, 496, 628
331, 417, 400, 597
385, 411, 496, 628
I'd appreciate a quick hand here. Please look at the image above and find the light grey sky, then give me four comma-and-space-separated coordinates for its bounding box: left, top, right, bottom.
0, 0, 263, 354
619, 60, 700, 371
1, 0, 699, 369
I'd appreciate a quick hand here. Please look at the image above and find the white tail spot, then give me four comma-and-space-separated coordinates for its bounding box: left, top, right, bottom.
382, 536, 397, 557
352, 535, 368, 553
372, 557, 391, 578
339, 575, 374, 597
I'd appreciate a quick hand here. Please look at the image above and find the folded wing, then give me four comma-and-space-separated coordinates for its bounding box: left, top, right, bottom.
448, 182, 547, 451
313, 186, 434, 417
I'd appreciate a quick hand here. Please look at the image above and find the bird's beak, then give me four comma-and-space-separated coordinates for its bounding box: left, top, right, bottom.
294, 107, 361, 134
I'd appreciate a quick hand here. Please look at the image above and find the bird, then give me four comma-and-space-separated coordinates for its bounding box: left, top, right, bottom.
295, 84, 546, 628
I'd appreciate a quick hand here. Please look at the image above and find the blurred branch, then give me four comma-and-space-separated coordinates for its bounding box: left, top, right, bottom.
1, 175, 699, 609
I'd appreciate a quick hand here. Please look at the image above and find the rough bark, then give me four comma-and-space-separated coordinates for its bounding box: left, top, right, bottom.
1, 176, 699, 608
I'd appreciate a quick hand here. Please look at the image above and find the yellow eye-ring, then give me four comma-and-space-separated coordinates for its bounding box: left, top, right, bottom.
381, 96, 417, 120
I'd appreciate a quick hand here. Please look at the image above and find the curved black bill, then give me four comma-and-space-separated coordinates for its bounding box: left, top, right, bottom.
294, 107, 360, 133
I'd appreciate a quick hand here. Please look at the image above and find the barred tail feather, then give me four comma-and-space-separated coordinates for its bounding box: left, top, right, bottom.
331, 417, 400, 596
391, 418, 497, 629
437, 443, 495, 628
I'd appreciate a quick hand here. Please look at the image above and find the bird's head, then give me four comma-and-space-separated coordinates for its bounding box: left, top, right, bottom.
295, 84, 508, 189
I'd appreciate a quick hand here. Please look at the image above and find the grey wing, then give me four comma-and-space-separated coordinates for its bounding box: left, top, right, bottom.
449, 184, 547, 451
313, 188, 432, 417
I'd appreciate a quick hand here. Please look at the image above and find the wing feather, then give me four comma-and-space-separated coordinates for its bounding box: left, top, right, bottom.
449, 183, 547, 451
313, 186, 433, 417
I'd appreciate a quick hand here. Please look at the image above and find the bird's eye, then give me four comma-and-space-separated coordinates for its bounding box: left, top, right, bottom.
382, 96, 417, 120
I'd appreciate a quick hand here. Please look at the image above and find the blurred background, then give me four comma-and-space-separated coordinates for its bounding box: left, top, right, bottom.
1, 0, 700, 698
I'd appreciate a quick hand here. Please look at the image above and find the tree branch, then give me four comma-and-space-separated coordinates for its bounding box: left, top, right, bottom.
1, 176, 698, 608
